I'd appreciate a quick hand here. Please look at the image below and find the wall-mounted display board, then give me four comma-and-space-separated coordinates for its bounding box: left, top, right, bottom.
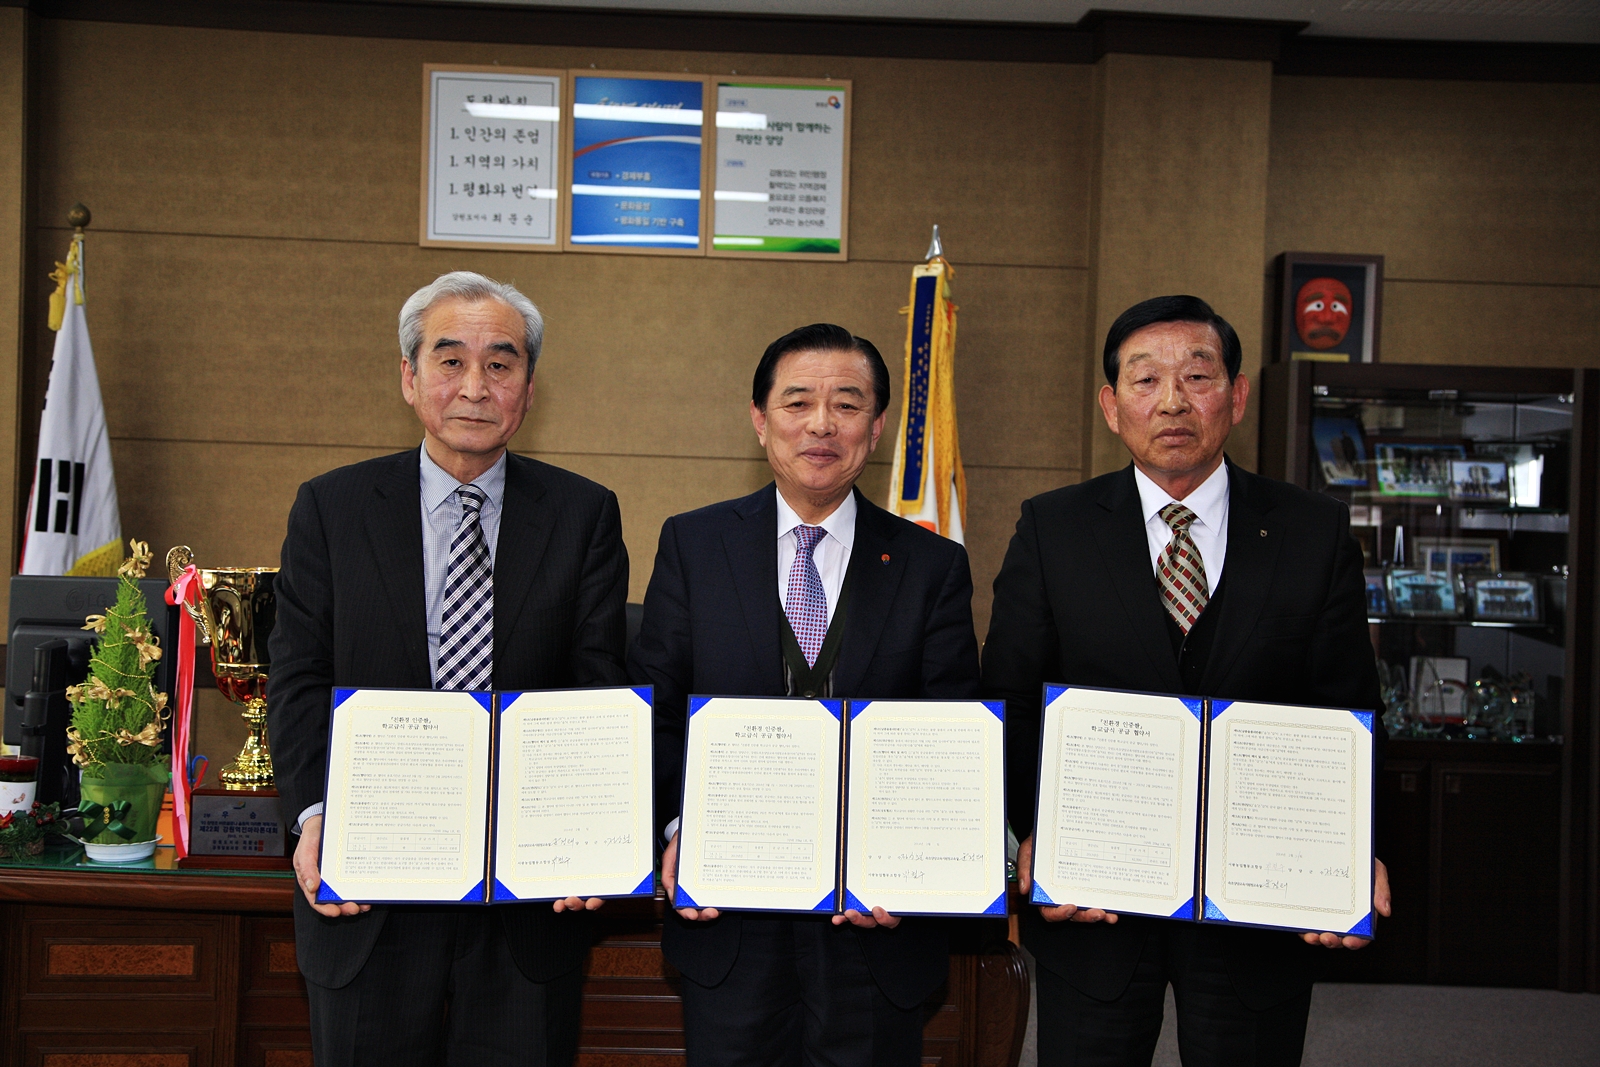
564, 71, 711, 255
420, 65, 565, 250
710, 78, 851, 260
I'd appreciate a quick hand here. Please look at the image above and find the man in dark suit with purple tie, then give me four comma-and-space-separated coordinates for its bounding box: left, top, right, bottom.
632, 323, 982, 1067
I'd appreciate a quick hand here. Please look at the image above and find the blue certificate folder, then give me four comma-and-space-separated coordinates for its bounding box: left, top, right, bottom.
673, 696, 1009, 919
316, 686, 655, 906
1030, 686, 1376, 938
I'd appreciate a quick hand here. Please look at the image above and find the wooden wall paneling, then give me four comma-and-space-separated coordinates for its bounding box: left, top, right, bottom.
238, 916, 311, 1067
1083, 52, 1274, 479
1429, 762, 1562, 986
1267, 78, 1600, 289
0, 6, 25, 608
3, 904, 25, 1067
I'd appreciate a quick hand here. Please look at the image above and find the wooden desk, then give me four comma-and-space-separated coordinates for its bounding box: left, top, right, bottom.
0, 849, 1028, 1067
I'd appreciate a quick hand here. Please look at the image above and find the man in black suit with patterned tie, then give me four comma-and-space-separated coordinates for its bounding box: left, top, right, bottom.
983, 296, 1391, 1067
268, 271, 629, 1067
632, 323, 982, 1067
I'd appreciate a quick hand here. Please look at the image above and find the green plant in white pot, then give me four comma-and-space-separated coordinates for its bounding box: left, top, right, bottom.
66, 540, 170, 862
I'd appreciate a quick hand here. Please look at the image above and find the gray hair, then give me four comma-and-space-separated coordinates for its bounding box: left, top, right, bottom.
398, 271, 545, 373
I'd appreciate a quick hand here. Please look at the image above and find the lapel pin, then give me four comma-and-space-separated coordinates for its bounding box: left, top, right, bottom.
881, 553, 891, 564
1260, 529, 1268, 537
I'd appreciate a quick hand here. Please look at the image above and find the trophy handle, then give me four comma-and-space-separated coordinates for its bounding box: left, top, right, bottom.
166, 544, 217, 646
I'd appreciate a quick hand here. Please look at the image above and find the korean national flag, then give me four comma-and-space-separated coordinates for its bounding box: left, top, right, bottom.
21, 236, 121, 576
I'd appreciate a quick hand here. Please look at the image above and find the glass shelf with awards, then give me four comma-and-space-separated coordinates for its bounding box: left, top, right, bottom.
1260, 361, 1599, 991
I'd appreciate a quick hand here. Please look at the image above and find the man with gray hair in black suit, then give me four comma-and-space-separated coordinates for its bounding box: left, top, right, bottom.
268, 271, 630, 1067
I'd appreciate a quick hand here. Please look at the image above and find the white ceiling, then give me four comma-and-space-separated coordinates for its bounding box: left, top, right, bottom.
428, 0, 1600, 43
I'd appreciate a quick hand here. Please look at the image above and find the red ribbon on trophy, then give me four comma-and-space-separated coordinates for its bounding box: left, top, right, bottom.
165, 565, 202, 858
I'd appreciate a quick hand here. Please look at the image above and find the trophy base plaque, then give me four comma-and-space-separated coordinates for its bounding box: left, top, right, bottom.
179, 785, 290, 869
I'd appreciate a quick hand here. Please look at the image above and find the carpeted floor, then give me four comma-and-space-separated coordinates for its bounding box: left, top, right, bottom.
1016, 951, 1600, 1066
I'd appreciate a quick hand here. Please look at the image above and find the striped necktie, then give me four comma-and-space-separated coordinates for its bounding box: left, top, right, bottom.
785, 525, 829, 667
1157, 502, 1209, 634
436, 484, 494, 691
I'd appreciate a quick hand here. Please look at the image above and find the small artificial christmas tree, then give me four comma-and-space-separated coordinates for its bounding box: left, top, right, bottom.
66, 540, 171, 848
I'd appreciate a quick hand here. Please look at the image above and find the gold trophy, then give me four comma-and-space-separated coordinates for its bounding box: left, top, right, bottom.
166, 546, 278, 788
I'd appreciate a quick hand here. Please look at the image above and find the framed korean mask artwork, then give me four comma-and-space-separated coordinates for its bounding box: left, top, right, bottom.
1273, 252, 1384, 364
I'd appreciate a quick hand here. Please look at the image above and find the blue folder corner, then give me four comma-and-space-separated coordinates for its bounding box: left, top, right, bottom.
843, 889, 870, 913
847, 701, 871, 721
1181, 698, 1204, 721
674, 886, 699, 908
812, 890, 838, 912
630, 871, 656, 897
631, 685, 654, 706
982, 891, 1008, 916
317, 881, 345, 904
490, 879, 517, 902
459, 879, 487, 903
470, 692, 493, 712
983, 700, 1005, 722
1044, 684, 1068, 706
1210, 700, 1233, 720
1170, 897, 1195, 920
1202, 896, 1230, 922
1347, 912, 1374, 937
1030, 884, 1056, 906
819, 699, 843, 721
688, 696, 712, 717
331, 688, 357, 711
1351, 709, 1375, 732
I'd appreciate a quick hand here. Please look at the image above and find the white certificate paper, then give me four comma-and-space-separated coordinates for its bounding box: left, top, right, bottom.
843, 700, 1006, 917
1032, 686, 1203, 919
319, 689, 492, 904
493, 687, 654, 901
676, 696, 842, 913
1203, 700, 1374, 936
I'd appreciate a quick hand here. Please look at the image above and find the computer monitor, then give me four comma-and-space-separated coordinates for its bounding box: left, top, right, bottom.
6, 575, 182, 749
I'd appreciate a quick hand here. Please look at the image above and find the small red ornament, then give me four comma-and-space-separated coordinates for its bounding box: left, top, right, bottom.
881, 554, 890, 564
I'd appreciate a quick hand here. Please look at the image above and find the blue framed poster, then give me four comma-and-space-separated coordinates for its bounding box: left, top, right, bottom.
566, 72, 709, 254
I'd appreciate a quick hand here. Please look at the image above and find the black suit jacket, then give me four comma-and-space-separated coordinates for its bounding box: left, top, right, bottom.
632, 483, 982, 1009
267, 448, 629, 989
983, 460, 1384, 1010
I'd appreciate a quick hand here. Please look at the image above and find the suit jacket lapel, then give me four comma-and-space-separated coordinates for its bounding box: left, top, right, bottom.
493, 455, 554, 670
1200, 460, 1282, 694
365, 452, 430, 683
1091, 465, 1184, 694
833, 490, 907, 696
725, 485, 783, 685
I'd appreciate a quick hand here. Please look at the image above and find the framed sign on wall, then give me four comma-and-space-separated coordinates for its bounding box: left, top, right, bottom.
564, 71, 711, 255
420, 64, 565, 250
709, 77, 851, 260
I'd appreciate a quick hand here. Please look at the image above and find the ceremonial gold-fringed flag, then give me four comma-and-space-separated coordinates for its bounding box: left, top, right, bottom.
887, 227, 966, 542
21, 225, 122, 576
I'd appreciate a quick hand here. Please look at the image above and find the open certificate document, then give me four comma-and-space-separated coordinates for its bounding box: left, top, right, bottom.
674, 696, 1006, 917
1031, 686, 1375, 937
317, 686, 655, 905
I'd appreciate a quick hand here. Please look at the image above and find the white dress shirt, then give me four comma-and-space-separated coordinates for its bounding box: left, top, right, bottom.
1133, 461, 1229, 595
776, 489, 857, 625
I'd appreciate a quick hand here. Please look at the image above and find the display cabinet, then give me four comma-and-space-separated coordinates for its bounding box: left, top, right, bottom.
1259, 361, 1599, 993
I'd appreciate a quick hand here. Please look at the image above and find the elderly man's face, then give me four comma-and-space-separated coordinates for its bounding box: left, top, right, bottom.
1098, 321, 1249, 493
751, 348, 886, 512
1295, 277, 1353, 350
401, 297, 535, 477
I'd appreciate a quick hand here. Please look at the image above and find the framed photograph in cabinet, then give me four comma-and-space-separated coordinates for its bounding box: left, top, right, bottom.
1373, 441, 1465, 497
1469, 574, 1542, 623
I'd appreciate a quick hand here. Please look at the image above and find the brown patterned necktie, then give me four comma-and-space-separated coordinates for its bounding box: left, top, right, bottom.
1158, 502, 1209, 633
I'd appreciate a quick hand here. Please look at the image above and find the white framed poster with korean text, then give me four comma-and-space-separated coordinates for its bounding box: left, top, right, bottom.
421, 65, 565, 250
564, 71, 711, 256
710, 78, 850, 260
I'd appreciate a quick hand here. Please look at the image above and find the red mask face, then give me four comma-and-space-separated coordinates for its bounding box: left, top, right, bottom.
1295, 278, 1353, 350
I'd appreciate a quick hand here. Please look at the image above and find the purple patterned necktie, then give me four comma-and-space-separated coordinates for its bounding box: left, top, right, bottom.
785, 525, 829, 667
